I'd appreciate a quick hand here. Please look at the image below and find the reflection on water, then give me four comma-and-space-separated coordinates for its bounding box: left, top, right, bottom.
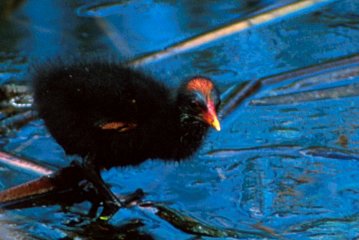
0, 0, 358, 239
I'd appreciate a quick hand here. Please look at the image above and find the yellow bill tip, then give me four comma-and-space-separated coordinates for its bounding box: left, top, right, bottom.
211, 117, 221, 131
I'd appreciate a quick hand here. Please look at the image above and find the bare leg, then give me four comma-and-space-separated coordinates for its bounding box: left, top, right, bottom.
70, 155, 145, 221
77, 158, 121, 220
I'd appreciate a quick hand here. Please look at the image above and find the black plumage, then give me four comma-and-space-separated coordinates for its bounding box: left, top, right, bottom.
32, 61, 221, 218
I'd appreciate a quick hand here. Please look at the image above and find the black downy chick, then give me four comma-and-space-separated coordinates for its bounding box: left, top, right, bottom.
33, 61, 221, 219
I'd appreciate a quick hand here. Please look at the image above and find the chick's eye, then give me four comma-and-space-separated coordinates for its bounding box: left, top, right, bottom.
190, 100, 199, 108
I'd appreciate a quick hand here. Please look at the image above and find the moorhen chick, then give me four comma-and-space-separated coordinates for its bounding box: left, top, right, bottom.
32, 61, 221, 219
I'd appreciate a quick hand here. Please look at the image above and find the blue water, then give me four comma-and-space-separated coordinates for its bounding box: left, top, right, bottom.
0, 0, 358, 239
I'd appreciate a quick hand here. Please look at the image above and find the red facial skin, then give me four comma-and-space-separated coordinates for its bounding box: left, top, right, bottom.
187, 77, 221, 131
